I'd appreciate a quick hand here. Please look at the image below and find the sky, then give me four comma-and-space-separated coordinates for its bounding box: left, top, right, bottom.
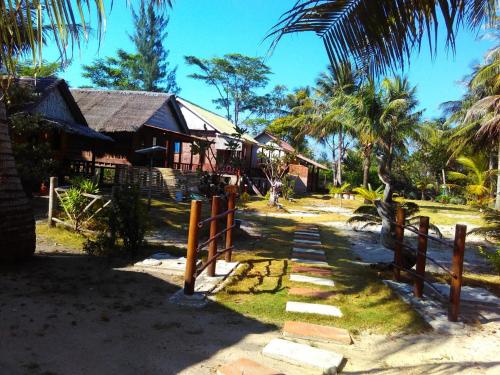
44, 0, 495, 122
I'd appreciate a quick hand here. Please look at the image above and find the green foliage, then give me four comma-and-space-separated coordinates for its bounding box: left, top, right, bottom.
478, 248, 500, 275
468, 209, 500, 244
281, 175, 296, 200
16, 60, 62, 77
8, 113, 59, 194
353, 185, 383, 203
59, 178, 100, 231
329, 182, 350, 195
83, 232, 117, 257
185, 53, 272, 126
112, 186, 148, 254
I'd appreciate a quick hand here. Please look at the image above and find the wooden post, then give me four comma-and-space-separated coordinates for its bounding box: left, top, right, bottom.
184, 200, 202, 295
207, 195, 220, 277
48, 177, 58, 228
448, 224, 466, 322
394, 207, 405, 281
414, 216, 429, 298
225, 193, 235, 262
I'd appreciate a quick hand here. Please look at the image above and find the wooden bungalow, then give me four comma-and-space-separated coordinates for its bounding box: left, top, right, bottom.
10, 77, 113, 177
253, 131, 328, 193
176, 98, 258, 177
71, 89, 198, 169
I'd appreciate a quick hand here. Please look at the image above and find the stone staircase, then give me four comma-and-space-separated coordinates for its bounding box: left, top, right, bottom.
218, 225, 351, 375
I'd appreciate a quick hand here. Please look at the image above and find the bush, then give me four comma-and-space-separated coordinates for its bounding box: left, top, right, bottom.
435, 194, 450, 204
281, 176, 295, 200
83, 233, 117, 257
449, 196, 466, 205
478, 247, 500, 275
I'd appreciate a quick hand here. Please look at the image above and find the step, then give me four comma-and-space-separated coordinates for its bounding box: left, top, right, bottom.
291, 252, 326, 261
290, 274, 335, 286
289, 287, 337, 299
217, 358, 283, 375
293, 239, 322, 245
293, 248, 325, 256
291, 265, 333, 276
283, 321, 352, 345
295, 231, 320, 237
286, 301, 343, 317
262, 338, 343, 374
291, 258, 329, 266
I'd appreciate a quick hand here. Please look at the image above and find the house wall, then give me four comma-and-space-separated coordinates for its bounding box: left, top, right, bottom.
288, 164, 309, 194
35, 89, 76, 124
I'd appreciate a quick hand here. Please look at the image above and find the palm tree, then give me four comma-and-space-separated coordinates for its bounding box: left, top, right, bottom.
448, 156, 493, 207
269, 1, 496, 76
308, 62, 358, 186
0, 0, 172, 260
347, 81, 382, 189
445, 44, 500, 208
374, 76, 421, 248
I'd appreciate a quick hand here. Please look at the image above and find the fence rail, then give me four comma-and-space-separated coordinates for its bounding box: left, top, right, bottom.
184, 193, 236, 295
392, 207, 466, 322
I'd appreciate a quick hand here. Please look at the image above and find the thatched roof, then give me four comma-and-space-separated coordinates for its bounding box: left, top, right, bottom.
12, 77, 112, 142
71, 89, 189, 135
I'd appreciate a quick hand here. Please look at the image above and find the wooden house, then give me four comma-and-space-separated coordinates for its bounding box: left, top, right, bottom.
71, 89, 199, 169
253, 131, 328, 193
10, 77, 112, 174
176, 98, 258, 177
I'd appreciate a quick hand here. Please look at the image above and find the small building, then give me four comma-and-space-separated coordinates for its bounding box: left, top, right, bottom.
71, 89, 198, 169
176, 98, 258, 177
253, 131, 328, 193
10, 77, 112, 177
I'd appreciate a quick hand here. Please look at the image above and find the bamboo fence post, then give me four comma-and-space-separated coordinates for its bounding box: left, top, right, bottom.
225, 193, 235, 262
48, 177, 58, 228
207, 195, 220, 277
448, 224, 466, 322
414, 216, 429, 298
184, 200, 202, 295
394, 207, 406, 281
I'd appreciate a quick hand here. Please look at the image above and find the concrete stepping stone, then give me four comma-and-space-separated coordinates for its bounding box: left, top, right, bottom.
292, 265, 333, 276
283, 321, 352, 345
217, 358, 283, 375
290, 274, 335, 286
293, 247, 325, 256
262, 338, 343, 374
295, 231, 320, 237
294, 238, 322, 245
291, 252, 326, 261
286, 301, 343, 317
291, 258, 329, 266
289, 287, 337, 299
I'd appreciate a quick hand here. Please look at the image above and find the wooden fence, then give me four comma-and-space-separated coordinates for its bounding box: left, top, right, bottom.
392, 207, 466, 322
184, 193, 236, 295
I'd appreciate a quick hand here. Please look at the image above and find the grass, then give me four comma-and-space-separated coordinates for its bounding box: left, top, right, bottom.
36, 223, 87, 250
216, 206, 428, 334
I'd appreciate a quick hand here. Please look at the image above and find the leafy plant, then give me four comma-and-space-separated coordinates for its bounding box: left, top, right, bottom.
329, 182, 350, 207
468, 208, 500, 243
352, 185, 383, 203
58, 178, 101, 231
478, 247, 500, 275
281, 175, 296, 201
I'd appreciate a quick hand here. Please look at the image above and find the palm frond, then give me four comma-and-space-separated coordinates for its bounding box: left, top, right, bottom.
268, 0, 496, 76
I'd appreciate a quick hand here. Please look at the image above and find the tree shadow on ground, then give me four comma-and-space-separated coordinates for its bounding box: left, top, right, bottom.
0, 254, 277, 375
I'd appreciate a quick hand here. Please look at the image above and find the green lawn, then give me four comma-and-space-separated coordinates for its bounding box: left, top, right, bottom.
216, 205, 428, 334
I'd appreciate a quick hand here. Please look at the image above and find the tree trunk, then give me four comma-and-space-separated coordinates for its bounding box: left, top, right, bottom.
496, 140, 500, 210
268, 185, 278, 207
375, 147, 416, 268
0, 96, 36, 260
335, 128, 343, 186
421, 190, 425, 201
362, 144, 372, 189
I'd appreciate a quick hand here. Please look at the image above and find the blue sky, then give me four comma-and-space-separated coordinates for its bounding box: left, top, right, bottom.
45, 0, 495, 121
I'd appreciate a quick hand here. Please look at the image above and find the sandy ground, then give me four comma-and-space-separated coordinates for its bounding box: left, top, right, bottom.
2, 204, 499, 375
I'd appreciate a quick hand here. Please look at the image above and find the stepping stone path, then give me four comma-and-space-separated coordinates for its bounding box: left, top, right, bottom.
286, 301, 343, 317
217, 358, 283, 375
283, 321, 352, 345
288, 287, 336, 299
290, 274, 335, 286
220, 225, 350, 374
263, 339, 343, 374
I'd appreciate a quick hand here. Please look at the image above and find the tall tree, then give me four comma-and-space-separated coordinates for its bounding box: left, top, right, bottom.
0, 0, 173, 260
185, 54, 271, 127
130, 0, 179, 93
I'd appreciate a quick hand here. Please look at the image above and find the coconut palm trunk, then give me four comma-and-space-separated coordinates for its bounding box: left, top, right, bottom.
0, 97, 36, 260
335, 127, 343, 186
496, 140, 500, 210
362, 144, 373, 189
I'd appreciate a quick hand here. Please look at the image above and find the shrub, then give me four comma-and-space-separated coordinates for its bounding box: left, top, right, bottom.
435, 194, 450, 204
449, 196, 466, 205
478, 247, 500, 275
281, 176, 296, 200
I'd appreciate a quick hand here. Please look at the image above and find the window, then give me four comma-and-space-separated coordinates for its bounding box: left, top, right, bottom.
152, 137, 157, 146
174, 142, 181, 153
